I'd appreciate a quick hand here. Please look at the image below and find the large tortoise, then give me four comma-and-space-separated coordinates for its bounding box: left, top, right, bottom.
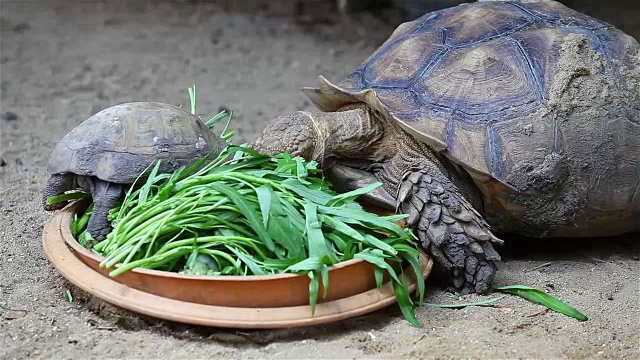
253, 0, 640, 293
43, 102, 225, 239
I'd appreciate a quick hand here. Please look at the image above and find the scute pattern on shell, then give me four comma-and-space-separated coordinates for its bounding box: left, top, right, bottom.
47, 102, 218, 183
302, 1, 638, 185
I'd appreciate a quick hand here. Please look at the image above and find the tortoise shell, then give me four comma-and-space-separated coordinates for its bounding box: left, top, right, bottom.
302, 0, 640, 186
47, 102, 219, 183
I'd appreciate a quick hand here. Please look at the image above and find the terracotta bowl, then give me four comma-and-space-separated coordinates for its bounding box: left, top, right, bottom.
52, 201, 429, 309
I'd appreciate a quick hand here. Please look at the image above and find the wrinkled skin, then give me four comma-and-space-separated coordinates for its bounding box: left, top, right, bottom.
252, 105, 503, 294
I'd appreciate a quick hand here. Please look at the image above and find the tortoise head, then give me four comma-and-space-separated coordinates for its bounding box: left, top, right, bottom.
252, 106, 398, 210
251, 111, 320, 163
252, 105, 386, 166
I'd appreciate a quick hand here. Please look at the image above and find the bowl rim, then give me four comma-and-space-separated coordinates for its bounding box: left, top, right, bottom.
60, 201, 385, 282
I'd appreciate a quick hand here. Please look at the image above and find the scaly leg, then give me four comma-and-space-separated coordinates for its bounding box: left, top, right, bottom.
323, 161, 503, 293
78, 177, 122, 241
397, 163, 504, 294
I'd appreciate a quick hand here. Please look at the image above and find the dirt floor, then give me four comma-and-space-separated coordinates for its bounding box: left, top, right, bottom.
1, 1, 639, 359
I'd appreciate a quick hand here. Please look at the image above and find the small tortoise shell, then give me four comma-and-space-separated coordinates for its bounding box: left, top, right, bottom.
47, 102, 218, 183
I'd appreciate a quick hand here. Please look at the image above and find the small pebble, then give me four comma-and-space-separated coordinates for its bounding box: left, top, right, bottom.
0, 158, 7, 167
103, 18, 122, 26
4, 310, 27, 320
2, 111, 18, 121
13, 22, 30, 33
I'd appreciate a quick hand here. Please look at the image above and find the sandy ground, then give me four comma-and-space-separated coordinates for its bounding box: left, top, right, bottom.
1, 1, 639, 359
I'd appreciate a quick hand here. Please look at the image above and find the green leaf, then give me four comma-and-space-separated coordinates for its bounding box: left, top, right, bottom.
278, 196, 306, 232
178, 144, 221, 181
47, 191, 91, 205
158, 168, 185, 201
261, 257, 300, 270
295, 156, 309, 184
320, 215, 365, 242
188, 84, 196, 114
185, 248, 200, 269
374, 266, 384, 288
525, 262, 553, 272
71, 203, 93, 238
342, 239, 360, 260
285, 256, 322, 272
424, 295, 506, 308
64, 289, 73, 303
308, 271, 319, 315
138, 160, 162, 205
320, 263, 330, 299
220, 111, 234, 139
188, 156, 266, 180
205, 110, 228, 128
268, 215, 306, 259
391, 243, 421, 255
327, 181, 383, 207
303, 201, 336, 262
362, 234, 398, 256
221, 265, 237, 275
231, 147, 247, 163
255, 184, 272, 227
281, 179, 333, 206
274, 153, 296, 174
318, 206, 406, 237
78, 231, 95, 248
70, 214, 79, 237
325, 232, 348, 253
400, 251, 425, 305
354, 249, 401, 285
209, 182, 275, 251
392, 275, 421, 328
494, 285, 588, 321
226, 246, 265, 275
259, 186, 306, 258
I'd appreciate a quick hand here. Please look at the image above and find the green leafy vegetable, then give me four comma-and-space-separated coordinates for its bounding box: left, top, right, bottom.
525, 262, 553, 272
495, 285, 588, 321
424, 295, 506, 308
47, 192, 91, 205
64, 289, 73, 303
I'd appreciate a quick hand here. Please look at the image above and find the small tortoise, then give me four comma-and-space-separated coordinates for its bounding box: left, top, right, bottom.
43, 102, 224, 239
253, 0, 640, 293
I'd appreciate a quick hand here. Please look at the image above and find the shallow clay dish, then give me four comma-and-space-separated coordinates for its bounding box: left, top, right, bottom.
43, 201, 433, 328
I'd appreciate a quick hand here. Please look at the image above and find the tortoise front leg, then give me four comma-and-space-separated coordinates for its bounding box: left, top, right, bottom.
42, 174, 75, 211
396, 162, 504, 294
78, 177, 122, 241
